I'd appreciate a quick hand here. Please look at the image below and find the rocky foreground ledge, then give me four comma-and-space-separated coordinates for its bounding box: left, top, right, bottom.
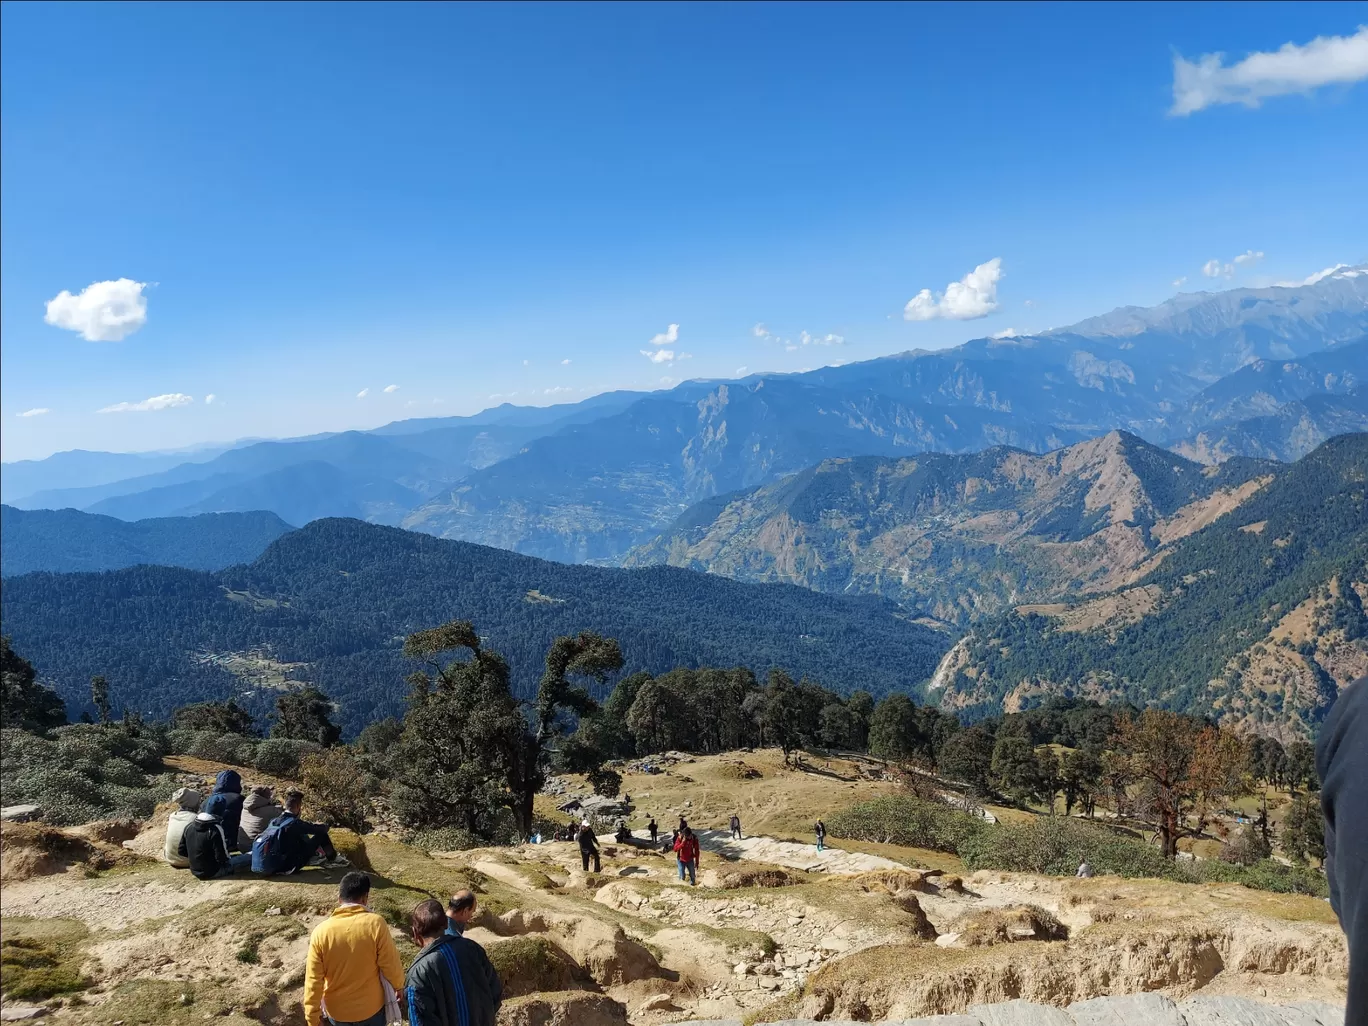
675, 992, 1345, 1026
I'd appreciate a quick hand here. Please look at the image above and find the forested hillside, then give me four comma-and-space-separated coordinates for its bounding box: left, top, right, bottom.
936, 433, 1368, 737
0, 505, 293, 576
0, 518, 950, 733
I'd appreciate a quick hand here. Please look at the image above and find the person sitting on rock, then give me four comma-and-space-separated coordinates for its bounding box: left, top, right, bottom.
614, 819, 631, 843
406, 897, 502, 1026
240, 785, 283, 847
446, 889, 477, 936
674, 825, 701, 886
164, 787, 202, 868
200, 769, 246, 852
178, 807, 252, 879
256, 789, 349, 874
577, 819, 601, 873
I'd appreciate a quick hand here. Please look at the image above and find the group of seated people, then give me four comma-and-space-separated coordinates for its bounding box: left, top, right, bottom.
165, 769, 350, 880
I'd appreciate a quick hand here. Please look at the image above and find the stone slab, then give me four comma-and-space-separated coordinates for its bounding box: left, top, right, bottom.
1179, 996, 1328, 1026
1068, 992, 1185, 1026
968, 1000, 1075, 1026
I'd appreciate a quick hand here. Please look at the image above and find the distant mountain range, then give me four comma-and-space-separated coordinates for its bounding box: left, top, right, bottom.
4, 268, 1366, 566
0, 518, 950, 732
0, 506, 293, 577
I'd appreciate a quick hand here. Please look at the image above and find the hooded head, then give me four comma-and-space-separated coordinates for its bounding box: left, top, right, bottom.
195, 811, 220, 823
171, 787, 202, 812
214, 770, 242, 794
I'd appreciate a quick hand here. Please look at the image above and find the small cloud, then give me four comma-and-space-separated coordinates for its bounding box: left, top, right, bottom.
990, 327, 1022, 339
1233, 249, 1265, 266
752, 323, 772, 339
357, 388, 370, 399
734, 366, 749, 376
1172, 277, 1188, 288
1023, 299, 1036, 309
204, 393, 217, 405
904, 258, 1003, 321
1300, 263, 1354, 286
642, 348, 677, 364
544, 386, 573, 395
44, 278, 149, 341
17, 408, 50, 418
383, 384, 400, 393
648, 323, 680, 346
800, 330, 845, 346
785, 344, 798, 352
522, 359, 530, 366
561, 358, 572, 365
1202, 259, 1233, 279
1171, 27, 1368, 116
98, 392, 194, 414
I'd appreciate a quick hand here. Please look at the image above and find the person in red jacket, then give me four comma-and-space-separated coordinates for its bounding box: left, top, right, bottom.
673, 826, 700, 886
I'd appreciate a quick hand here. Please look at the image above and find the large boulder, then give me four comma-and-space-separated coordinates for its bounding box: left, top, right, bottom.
496, 991, 627, 1026
485, 936, 583, 998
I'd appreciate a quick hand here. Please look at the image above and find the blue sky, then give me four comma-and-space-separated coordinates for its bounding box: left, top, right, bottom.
2, 2, 1366, 461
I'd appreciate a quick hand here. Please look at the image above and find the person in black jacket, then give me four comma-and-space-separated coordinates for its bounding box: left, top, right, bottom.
178, 811, 252, 880
576, 820, 600, 873
201, 770, 246, 852
406, 898, 502, 1026
1316, 675, 1367, 1026
276, 789, 349, 872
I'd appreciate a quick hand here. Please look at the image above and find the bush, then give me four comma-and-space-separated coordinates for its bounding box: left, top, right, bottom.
407, 825, 484, 852
299, 748, 371, 832
1219, 824, 1272, 866
958, 815, 1174, 878
827, 795, 985, 854
253, 738, 319, 776
1, 725, 169, 826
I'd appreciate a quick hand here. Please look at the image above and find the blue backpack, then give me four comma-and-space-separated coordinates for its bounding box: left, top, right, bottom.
251, 815, 290, 874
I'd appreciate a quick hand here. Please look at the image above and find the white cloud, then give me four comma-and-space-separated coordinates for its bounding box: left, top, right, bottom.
642, 348, 677, 364
904, 258, 1003, 321
544, 386, 573, 395
990, 327, 1022, 339
561, 358, 572, 365
734, 366, 748, 376
785, 344, 798, 352
383, 384, 400, 393
648, 323, 680, 346
17, 408, 50, 418
44, 278, 149, 341
357, 388, 370, 399
1023, 299, 1036, 308
204, 393, 217, 405
1233, 249, 1265, 266
98, 393, 194, 414
522, 359, 530, 367
752, 323, 772, 339
800, 331, 845, 346
1172, 276, 1188, 288
1171, 27, 1368, 115
1303, 263, 1351, 285
1202, 259, 1233, 279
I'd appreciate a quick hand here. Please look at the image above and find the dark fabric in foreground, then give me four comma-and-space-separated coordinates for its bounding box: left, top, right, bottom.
1316, 675, 1367, 1026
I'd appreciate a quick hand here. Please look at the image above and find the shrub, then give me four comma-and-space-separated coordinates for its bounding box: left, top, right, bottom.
253, 738, 319, 776
827, 795, 985, 854
407, 826, 483, 852
0, 725, 169, 826
1219, 824, 1272, 866
958, 816, 1175, 879
299, 748, 371, 832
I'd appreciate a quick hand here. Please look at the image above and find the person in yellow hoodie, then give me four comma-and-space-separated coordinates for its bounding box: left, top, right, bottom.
304, 872, 404, 1026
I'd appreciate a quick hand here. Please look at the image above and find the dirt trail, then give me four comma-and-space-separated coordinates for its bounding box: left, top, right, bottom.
690, 829, 909, 874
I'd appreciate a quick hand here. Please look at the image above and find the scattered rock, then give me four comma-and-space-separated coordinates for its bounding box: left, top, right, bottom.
0, 1007, 49, 1021
635, 993, 680, 1013
263, 906, 283, 916
0, 805, 41, 822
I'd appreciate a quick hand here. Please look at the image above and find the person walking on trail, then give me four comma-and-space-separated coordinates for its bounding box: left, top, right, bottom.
241, 785, 284, 846
201, 769, 246, 852
164, 787, 202, 868
814, 819, 827, 852
254, 789, 349, 875
178, 807, 252, 879
648, 816, 658, 844
577, 820, 601, 873
1316, 674, 1367, 1026
304, 872, 405, 1026
406, 897, 503, 1026
1076, 859, 1094, 879
729, 813, 742, 841
674, 825, 701, 886
446, 890, 477, 936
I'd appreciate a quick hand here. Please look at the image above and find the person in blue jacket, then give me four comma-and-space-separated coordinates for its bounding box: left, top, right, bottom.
201, 770, 245, 851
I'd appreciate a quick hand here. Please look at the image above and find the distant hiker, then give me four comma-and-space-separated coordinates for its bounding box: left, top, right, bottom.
729, 813, 742, 841
1317, 674, 1367, 1026
614, 819, 631, 843
446, 889, 477, 937
814, 820, 826, 852
178, 808, 252, 879
303, 872, 404, 1026
241, 785, 284, 845
253, 789, 349, 875
407, 897, 503, 1026
201, 769, 245, 852
164, 787, 202, 868
1076, 859, 1094, 879
577, 820, 601, 873
674, 826, 701, 886
648, 816, 658, 843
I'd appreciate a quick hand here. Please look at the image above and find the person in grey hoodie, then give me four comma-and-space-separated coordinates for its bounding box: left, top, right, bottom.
240, 785, 284, 847
164, 787, 202, 868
